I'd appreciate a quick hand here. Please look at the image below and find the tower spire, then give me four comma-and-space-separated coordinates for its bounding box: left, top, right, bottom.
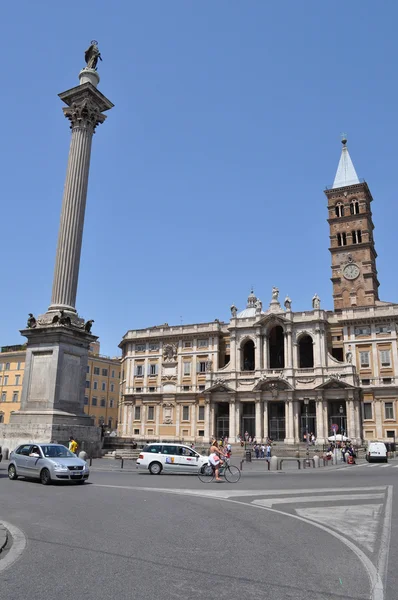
332, 134, 360, 189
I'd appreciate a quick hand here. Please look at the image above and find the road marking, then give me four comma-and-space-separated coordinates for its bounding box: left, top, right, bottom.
0, 521, 27, 573
295, 504, 382, 552
380, 464, 391, 468
93, 483, 386, 500
366, 464, 379, 468
92, 483, 391, 599
253, 493, 384, 508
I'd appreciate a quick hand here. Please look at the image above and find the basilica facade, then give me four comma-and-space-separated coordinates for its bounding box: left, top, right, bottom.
118, 140, 398, 445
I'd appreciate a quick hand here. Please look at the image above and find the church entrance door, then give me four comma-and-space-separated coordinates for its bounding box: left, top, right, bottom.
269, 402, 286, 441
216, 403, 229, 440
241, 402, 255, 438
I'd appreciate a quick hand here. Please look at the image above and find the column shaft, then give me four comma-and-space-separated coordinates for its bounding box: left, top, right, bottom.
263, 401, 268, 440
229, 401, 236, 441
255, 401, 262, 440
50, 126, 94, 311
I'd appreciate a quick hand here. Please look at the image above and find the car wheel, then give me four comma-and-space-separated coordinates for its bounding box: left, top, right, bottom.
40, 468, 52, 485
8, 464, 18, 480
149, 462, 162, 475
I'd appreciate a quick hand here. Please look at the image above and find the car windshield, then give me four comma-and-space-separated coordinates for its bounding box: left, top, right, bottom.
40, 445, 75, 458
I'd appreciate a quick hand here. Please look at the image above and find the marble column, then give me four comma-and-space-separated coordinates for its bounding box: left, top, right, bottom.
255, 399, 262, 440
155, 404, 160, 437
204, 400, 210, 441
235, 401, 241, 438
315, 399, 325, 441
286, 331, 293, 368
175, 404, 181, 439
263, 336, 269, 370
229, 399, 236, 441
49, 78, 114, 313
263, 401, 269, 440
255, 331, 262, 370
210, 404, 215, 438
123, 403, 128, 436
293, 400, 300, 442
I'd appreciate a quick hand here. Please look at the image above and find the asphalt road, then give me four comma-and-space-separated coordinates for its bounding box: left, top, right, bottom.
0, 459, 397, 600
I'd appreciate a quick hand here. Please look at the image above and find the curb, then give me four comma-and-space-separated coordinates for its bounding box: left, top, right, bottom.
0, 523, 8, 554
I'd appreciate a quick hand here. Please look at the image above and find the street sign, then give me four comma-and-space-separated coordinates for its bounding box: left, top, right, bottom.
331, 424, 339, 433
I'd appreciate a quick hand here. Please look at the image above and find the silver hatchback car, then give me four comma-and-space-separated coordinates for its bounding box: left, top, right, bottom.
8, 443, 89, 485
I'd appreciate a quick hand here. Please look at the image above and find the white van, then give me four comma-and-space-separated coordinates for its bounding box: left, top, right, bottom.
136, 443, 209, 475
366, 442, 388, 463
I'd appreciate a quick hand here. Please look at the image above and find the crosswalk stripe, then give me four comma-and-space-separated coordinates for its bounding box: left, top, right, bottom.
253, 493, 385, 508
380, 464, 391, 468
366, 464, 379, 467
393, 465, 398, 468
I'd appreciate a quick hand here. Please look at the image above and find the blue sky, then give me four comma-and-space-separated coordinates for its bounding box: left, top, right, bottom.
1, 2, 398, 357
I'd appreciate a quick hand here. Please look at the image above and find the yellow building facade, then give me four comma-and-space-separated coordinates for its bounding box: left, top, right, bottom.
0, 342, 121, 429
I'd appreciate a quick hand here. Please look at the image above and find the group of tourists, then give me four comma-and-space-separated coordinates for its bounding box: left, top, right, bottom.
325, 442, 356, 464
303, 432, 317, 445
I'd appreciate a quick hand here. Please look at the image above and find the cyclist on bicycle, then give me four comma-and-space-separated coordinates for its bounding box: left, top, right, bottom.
208, 442, 226, 482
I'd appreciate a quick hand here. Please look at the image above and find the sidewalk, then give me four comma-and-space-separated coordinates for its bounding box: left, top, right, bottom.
0, 523, 7, 555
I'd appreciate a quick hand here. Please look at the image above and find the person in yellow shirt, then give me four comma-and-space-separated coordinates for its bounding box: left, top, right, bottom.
69, 436, 78, 454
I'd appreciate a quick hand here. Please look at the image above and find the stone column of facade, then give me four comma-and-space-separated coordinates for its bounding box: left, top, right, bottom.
191, 401, 197, 438
314, 328, 322, 367
230, 333, 237, 372
229, 398, 236, 441
123, 403, 128, 436
285, 399, 294, 443
322, 400, 329, 439
255, 398, 262, 440
175, 404, 181, 439
127, 404, 133, 436
263, 400, 268, 440
315, 398, 325, 441
140, 405, 146, 437
155, 404, 160, 437
235, 401, 241, 438
204, 399, 210, 441
354, 399, 361, 441
285, 331, 293, 368
263, 336, 269, 370
209, 404, 215, 438
49, 79, 114, 313
255, 331, 262, 370
375, 400, 383, 439
293, 400, 300, 442
293, 343, 298, 369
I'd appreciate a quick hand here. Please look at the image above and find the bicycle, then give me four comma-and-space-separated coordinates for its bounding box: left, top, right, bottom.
198, 457, 241, 483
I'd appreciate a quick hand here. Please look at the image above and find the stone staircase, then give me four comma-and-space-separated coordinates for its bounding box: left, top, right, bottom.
103, 449, 141, 460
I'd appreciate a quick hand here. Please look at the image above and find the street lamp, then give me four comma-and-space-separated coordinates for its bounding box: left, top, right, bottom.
339, 404, 344, 439
304, 398, 310, 465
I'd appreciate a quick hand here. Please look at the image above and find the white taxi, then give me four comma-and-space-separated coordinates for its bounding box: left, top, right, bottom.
136, 443, 209, 475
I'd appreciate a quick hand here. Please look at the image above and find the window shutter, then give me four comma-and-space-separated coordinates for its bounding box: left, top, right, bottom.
196, 363, 200, 373
155, 364, 158, 375
134, 366, 137, 376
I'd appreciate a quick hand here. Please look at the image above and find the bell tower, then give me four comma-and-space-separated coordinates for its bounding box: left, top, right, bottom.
325, 136, 379, 311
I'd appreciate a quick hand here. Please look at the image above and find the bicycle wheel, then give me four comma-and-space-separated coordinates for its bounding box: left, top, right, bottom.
224, 465, 241, 483
198, 464, 215, 483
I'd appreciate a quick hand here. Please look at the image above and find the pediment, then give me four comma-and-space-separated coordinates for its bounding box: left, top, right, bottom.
255, 313, 286, 328
315, 377, 356, 390
204, 378, 235, 394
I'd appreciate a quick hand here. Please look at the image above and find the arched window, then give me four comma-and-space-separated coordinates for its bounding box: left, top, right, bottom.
242, 340, 255, 371
0, 412, 4, 424
298, 335, 314, 368
350, 199, 360, 215
335, 203, 344, 217
352, 230, 362, 244
269, 326, 285, 369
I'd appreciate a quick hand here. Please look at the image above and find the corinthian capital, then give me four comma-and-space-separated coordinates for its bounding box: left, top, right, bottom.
63, 98, 106, 131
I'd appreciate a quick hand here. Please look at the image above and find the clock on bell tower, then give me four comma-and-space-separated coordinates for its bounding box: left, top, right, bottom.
324, 136, 379, 311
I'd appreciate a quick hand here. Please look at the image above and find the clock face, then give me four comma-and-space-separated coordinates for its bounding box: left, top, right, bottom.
343, 263, 360, 280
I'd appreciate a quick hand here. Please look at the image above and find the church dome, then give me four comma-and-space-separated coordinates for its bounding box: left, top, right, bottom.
236, 290, 261, 318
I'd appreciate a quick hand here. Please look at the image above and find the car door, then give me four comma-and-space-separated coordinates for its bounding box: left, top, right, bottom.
161, 445, 180, 473
24, 445, 43, 478
13, 445, 32, 475
178, 447, 200, 473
